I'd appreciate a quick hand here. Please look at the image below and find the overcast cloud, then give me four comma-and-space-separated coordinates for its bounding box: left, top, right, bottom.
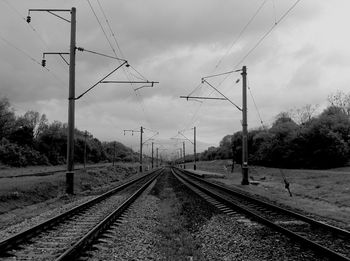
1, 0, 350, 158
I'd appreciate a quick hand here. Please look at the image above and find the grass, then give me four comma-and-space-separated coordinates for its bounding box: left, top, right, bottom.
0, 163, 139, 228
187, 160, 350, 229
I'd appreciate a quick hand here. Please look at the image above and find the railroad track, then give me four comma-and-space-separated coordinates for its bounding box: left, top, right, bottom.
172, 167, 350, 261
0, 168, 164, 261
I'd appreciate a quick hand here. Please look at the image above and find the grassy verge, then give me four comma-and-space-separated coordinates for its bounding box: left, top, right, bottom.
0, 163, 138, 228
187, 160, 350, 229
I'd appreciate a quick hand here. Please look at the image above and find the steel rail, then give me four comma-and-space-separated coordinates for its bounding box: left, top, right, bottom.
55, 168, 164, 260
179, 168, 350, 238
0, 168, 162, 255
172, 168, 350, 261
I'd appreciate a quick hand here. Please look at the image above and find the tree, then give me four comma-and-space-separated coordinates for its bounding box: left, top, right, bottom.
291, 104, 319, 125
327, 90, 350, 116
0, 97, 16, 139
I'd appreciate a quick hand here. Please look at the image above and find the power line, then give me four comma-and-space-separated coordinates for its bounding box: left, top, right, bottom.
247, 81, 265, 128
1, 0, 49, 48
96, 0, 126, 59
234, 0, 302, 69
213, 0, 269, 71
88, 0, 156, 129
0, 34, 65, 85
184, 0, 302, 130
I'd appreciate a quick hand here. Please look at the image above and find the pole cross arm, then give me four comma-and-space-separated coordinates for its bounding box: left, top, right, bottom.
124, 129, 140, 136
101, 81, 159, 84
42, 52, 70, 66
75, 61, 128, 100
180, 96, 226, 101
201, 69, 242, 80
27, 9, 71, 23
201, 79, 242, 111
178, 132, 194, 144
142, 132, 159, 145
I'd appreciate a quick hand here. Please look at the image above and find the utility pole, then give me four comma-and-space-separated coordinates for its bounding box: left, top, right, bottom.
112, 141, 116, 166
241, 66, 249, 185
83, 130, 87, 169
66, 7, 76, 194
151, 142, 154, 168
27, 7, 76, 194
183, 141, 186, 169
194, 126, 197, 170
139, 126, 143, 172
156, 147, 159, 167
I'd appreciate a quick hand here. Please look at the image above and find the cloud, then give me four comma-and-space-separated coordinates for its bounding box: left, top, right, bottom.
2, 0, 350, 156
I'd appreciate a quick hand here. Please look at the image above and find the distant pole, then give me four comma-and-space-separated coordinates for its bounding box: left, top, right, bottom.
83, 130, 87, 169
151, 142, 154, 168
179, 148, 182, 168
112, 141, 116, 166
183, 141, 186, 169
241, 66, 249, 185
194, 126, 197, 170
139, 126, 143, 172
156, 147, 159, 167
66, 7, 76, 194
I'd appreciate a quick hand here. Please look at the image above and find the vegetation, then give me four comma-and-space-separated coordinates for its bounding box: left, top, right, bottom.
199, 91, 350, 169
0, 97, 137, 167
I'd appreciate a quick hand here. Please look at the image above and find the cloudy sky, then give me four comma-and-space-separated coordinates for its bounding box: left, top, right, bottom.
1, 0, 350, 157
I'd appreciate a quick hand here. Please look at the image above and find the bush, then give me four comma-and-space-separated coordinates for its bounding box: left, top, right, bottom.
0, 139, 49, 167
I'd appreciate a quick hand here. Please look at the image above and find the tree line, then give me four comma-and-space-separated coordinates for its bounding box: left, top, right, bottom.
199, 91, 350, 169
0, 97, 137, 167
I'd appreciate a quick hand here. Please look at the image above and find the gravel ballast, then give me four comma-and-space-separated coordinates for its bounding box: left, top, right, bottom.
86, 169, 331, 260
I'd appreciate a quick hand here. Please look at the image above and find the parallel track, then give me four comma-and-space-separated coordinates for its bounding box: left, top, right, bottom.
0, 168, 164, 261
172, 167, 350, 261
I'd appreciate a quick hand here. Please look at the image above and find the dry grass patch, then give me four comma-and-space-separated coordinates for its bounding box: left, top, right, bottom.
192, 160, 350, 229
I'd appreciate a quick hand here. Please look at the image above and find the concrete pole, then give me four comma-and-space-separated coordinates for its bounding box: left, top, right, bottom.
139, 126, 143, 172
194, 126, 197, 170
156, 147, 159, 167
112, 141, 116, 166
66, 7, 76, 194
241, 66, 249, 185
179, 148, 182, 168
183, 141, 186, 169
83, 130, 87, 169
151, 142, 154, 168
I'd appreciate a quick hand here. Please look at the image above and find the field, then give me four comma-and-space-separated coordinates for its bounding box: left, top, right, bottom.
185, 160, 350, 230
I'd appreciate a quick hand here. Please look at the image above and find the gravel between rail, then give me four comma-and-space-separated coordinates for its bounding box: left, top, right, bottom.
86, 168, 329, 260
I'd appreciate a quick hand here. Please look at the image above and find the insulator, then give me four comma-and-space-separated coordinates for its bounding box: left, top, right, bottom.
41, 59, 46, 67
26, 16, 31, 23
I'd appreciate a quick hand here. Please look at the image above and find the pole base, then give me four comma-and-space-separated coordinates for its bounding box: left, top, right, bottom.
241, 166, 249, 185
66, 171, 74, 194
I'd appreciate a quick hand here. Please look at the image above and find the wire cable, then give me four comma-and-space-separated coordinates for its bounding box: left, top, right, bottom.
213, 0, 269, 71
0, 34, 66, 85
89, 0, 156, 130
248, 80, 265, 129
234, 0, 302, 69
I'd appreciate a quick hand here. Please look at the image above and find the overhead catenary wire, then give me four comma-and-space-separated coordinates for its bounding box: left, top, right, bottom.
0, 34, 66, 85
1, 0, 49, 49
184, 0, 302, 131
213, 0, 269, 72
88, 0, 155, 130
247, 80, 265, 129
